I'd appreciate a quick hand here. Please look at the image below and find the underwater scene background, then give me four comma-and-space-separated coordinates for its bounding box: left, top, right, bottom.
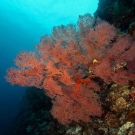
1, 0, 135, 135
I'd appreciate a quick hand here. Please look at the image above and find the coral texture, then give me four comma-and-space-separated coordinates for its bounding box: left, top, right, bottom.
5, 14, 135, 124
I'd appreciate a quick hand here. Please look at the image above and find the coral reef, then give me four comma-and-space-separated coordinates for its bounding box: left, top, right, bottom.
5, 2, 135, 134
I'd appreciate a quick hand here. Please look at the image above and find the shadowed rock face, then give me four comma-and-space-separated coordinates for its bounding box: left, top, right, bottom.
97, 0, 115, 11
95, 0, 135, 31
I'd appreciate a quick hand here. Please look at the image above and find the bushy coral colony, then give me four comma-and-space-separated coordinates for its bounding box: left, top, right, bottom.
5, 13, 135, 125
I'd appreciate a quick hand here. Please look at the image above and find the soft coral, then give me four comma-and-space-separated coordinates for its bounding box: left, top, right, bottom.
5, 14, 135, 125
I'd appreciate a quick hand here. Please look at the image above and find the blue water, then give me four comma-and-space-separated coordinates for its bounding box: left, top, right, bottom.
0, 0, 98, 134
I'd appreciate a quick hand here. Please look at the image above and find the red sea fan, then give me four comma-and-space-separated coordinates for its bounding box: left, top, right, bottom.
50, 85, 102, 125
6, 13, 135, 125
93, 36, 135, 85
